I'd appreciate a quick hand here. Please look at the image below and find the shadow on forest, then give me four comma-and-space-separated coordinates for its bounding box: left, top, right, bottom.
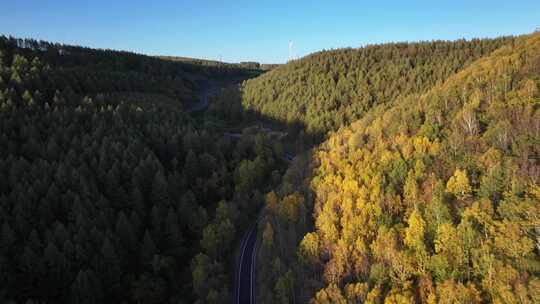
196, 77, 320, 304
0, 36, 321, 304
199, 80, 325, 155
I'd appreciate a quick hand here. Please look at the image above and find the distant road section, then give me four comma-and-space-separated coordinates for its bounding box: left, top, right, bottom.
188, 81, 217, 112
188, 75, 257, 113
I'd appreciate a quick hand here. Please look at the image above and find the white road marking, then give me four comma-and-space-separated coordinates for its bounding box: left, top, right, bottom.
250, 226, 257, 304
236, 227, 250, 304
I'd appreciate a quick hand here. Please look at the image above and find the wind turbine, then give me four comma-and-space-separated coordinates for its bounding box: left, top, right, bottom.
288, 40, 295, 62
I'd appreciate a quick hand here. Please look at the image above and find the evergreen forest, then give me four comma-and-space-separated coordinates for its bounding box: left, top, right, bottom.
0, 29, 539, 304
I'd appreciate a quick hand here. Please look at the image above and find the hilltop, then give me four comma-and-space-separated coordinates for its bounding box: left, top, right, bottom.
241, 37, 514, 138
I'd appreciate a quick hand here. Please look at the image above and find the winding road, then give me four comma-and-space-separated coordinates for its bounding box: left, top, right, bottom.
235, 224, 258, 304
188, 81, 217, 112
187, 80, 294, 304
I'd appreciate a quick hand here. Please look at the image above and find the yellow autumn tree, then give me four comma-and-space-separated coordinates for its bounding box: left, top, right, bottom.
311, 284, 346, 304
404, 208, 428, 269
299, 232, 320, 264
403, 171, 419, 207
384, 289, 415, 304
262, 221, 274, 249
436, 280, 482, 304
446, 169, 472, 200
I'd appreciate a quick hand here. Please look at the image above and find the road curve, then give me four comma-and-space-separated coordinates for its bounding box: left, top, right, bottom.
188, 81, 216, 112
235, 224, 258, 304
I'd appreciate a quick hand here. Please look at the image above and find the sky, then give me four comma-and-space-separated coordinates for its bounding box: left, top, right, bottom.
1, 1, 539, 63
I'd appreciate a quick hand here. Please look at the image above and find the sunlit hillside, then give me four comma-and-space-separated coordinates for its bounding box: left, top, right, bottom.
242, 37, 513, 137
257, 32, 540, 304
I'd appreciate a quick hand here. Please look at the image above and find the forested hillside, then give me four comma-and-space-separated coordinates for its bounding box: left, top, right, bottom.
2, 30, 539, 304
0, 36, 251, 109
158, 55, 265, 74
242, 37, 514, 138
257, 33, 540, 303
0, 37, 286, 303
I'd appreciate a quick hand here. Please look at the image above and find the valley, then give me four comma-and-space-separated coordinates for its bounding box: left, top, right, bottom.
0, 27, 539, 304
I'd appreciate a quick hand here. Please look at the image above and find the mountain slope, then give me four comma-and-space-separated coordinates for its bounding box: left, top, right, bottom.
0, 37, 284, 304
257, 32, 540, 303
242, 37, 514, 138
0, 36, 255, 109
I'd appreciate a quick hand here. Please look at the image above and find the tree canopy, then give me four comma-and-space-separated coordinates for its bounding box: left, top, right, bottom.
256, 32, 540, 303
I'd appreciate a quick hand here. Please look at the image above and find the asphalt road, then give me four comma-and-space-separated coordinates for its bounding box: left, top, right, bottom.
235, 224, 258, 304
188, 81, 216, 112
224, 133, 294, 163
283, 152, 294, 163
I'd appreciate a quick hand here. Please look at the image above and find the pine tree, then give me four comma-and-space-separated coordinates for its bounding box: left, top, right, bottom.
0, 222, 16, 256
99, 238, 121, 299
201, 225, 218, 259
115, 211, 136, 254
192, 253, 211, 299
141, 230, 157, 266
183, 150, 199, 182
151, 170, 169, 208
164, 208, 183, 257
71, 269, 103, 304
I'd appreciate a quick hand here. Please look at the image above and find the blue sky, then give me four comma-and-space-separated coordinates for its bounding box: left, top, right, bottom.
1, 1, 539, 63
